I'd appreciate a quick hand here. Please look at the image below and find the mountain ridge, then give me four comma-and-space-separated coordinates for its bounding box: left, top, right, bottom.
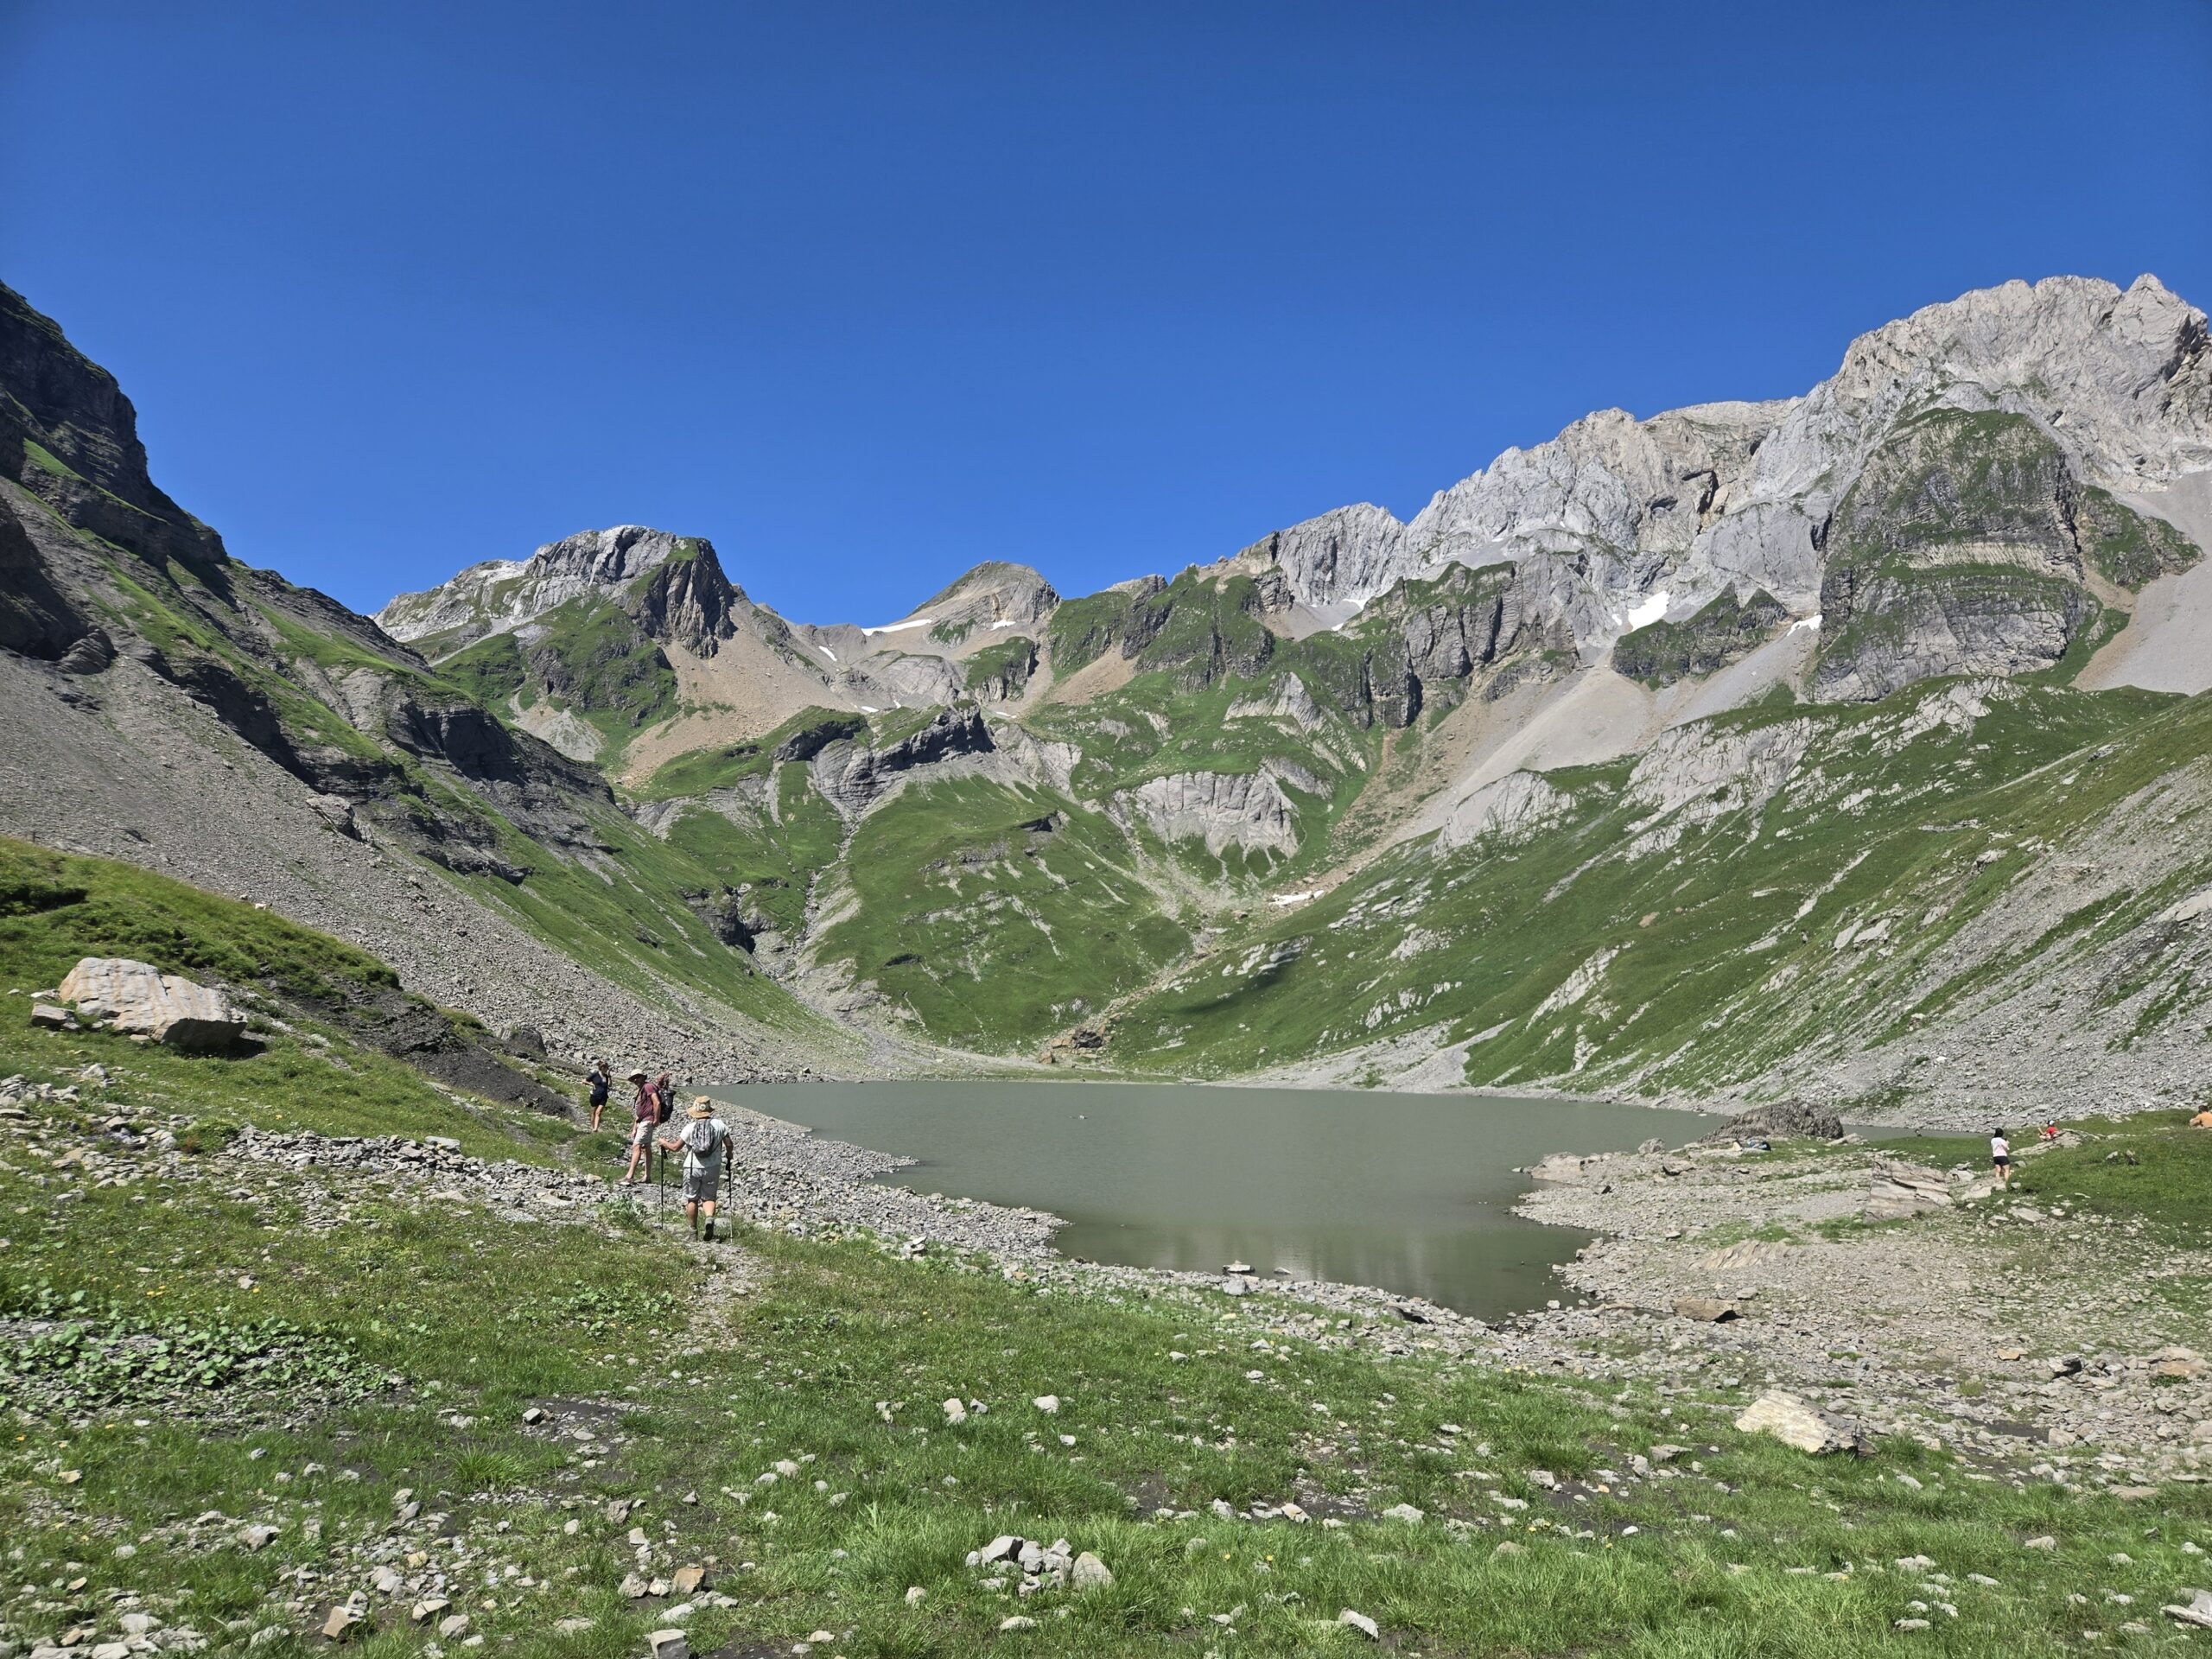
3, 270, 2209, 1120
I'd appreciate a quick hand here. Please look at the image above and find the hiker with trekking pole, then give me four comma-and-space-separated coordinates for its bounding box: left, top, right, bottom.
620, 1068, 658, 1185
658, 1096, 734, 1242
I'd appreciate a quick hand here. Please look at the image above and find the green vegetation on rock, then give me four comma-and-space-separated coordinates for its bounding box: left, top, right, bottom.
1611, 588, 1789, 685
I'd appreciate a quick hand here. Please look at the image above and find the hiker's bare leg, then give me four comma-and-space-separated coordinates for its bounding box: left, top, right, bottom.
700, 1199, 717, 1241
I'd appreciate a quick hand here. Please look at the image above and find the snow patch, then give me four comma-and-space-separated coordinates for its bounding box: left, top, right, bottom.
863, 617, 933, 636
817, 645, 837, 661
1789, 613, 1822, 634
1624, 590, 1670, 629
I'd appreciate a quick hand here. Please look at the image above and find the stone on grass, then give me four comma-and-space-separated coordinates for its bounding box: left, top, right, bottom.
238, 1524, 278, 1551
57, 958, 247, 1051
436, 1615, 469, 1640
943, 1398, 968, 1425
1032, 1395, 1060, 1414
645, 1630, 688, 1659
619, 1573, 650, 1599
1735, 1390, 1870, 1456
2163, 1591, 2212, 1630
320, 1608, 362, 1643
2024, 1536, 2058, 1551
409, 1599, 448, 1624
998, 1616, 1039, 1632
905, 1586, 927, 1605
670, 1565, 707, 1595
1381, 1503, 1426, 1524
1071, 1553, 1113, 1590
1493, 1541, 1526, 1558
1338, 1609, 1380, 1639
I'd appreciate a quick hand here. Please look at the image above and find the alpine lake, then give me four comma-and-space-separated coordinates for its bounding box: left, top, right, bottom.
718, 1080, 1715, 1319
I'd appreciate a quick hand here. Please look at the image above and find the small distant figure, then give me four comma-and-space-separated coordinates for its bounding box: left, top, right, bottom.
585, 1058, 611, 1132
2039, 1120, 2060, 1144
658, 1097, 733, 1241
621, 1069, 656, 1185
2190, 1106, 2212, 1130
1990, 1126, 2012, 1190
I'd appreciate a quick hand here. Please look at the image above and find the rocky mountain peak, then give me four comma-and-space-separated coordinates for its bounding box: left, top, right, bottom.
901, 561, 1060, 632
377, 525, 745, 659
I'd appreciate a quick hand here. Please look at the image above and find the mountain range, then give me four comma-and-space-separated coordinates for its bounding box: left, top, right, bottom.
4, 272, 2209, 1121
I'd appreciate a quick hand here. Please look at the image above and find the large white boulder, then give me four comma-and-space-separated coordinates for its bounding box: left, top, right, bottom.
57, 958, 247, 1052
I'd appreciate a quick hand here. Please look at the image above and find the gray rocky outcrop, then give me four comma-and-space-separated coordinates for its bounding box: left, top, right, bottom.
1435, 770, 1573, 852
1118, 766, 1306, 856
809, 708, 995, 817
1620, 716, 1814, 856
1863, 1158, 1955, 1221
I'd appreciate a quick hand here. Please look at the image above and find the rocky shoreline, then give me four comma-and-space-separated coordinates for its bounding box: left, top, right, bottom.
28, 1065, 2191, 1497
668, 1095, 2212, 1492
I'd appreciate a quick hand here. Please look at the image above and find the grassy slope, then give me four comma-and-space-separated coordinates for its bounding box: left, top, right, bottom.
441, 594, 679, 772
1112, 679, 2211, 1093
0, 838, 581, 1160
3, 861, 2209, 1657
812, 777, 1189, 1049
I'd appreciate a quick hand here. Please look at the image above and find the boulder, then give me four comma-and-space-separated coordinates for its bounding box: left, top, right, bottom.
1864, 1157, 1953, 1221
1735, 1389, 1871, 1455
1673, 1296, 1740, 1323
2164, 1591, 2212, 1630
1700, 1100, 1844, 1144
57, 958, 246, 1052
1071, 1552, 1113, 1590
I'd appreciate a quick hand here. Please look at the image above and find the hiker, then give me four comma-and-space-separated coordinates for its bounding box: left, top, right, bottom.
620, 1069, 657, 1185
1990, 1126, 2012, 1190
658, 1096, 734, 1241
585, 1058, 611, 1132
2190, 1107, 2212, 1130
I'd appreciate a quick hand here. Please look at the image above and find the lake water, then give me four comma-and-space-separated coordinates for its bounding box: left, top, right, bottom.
730, 1080, 1713, 1319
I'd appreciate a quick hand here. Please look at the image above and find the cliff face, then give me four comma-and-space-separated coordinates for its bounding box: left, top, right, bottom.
1240, 275, 2209, 703
0, 282, 227, 582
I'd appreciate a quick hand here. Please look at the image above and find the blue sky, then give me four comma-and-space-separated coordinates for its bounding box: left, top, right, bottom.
4, 3, 2209, 626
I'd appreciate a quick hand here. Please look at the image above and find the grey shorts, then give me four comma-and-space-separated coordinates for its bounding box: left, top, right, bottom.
682, 1166, 721, 1204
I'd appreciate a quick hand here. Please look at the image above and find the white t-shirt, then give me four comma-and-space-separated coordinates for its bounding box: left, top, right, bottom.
1991, 1135, 2010, 1160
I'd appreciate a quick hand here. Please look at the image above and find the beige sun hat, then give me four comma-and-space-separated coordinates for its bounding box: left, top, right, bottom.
688, 1097, 715, 1117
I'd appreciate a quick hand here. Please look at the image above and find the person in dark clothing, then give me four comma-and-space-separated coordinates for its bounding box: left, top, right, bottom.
585, 1059, 612, 1132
